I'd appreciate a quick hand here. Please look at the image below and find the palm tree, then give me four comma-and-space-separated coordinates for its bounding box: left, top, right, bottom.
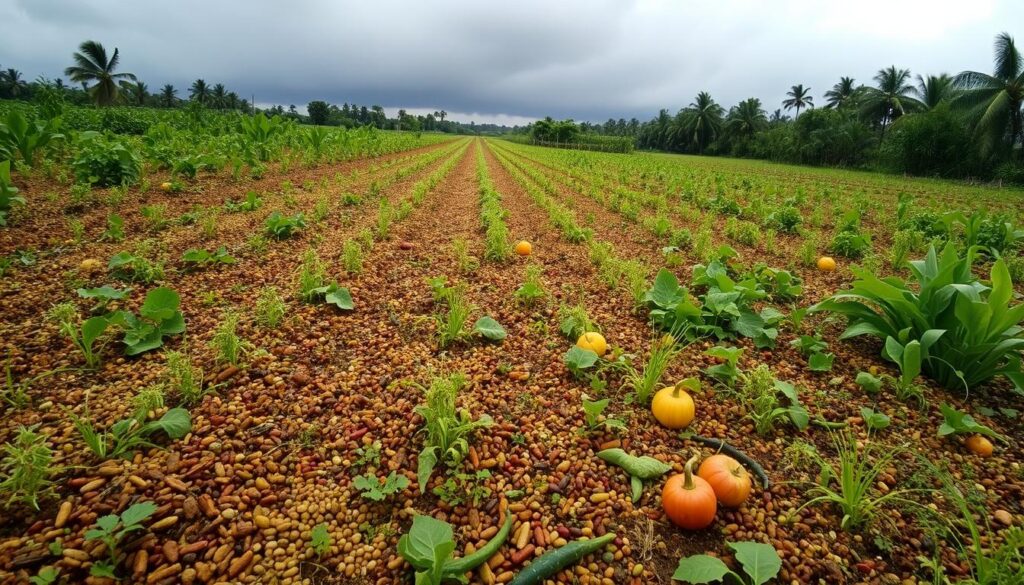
954, 32, 1024, 157
120, 80, 147, 106
3, 69, 29, 98
159, 84, 177, 107
859, 66, 922, 142
914, 74, 955, 110
189, 79, 209, 104
782, 84, 813, 118
824, 77, 857, 109
64, 41, 136, 106
676, 91, 724, 154
725, 97, 768, 139
211, 83, 227, 108
438, 110, 447, 122
769, 109, 789, 125
226, 92, 239, 110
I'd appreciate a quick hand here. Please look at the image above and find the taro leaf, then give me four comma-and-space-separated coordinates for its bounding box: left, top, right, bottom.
672, 554, 732, 583
596, 448, 671, 479
146, 408, 191, 439
472, 316, 506, 340
397, 514, 455, 572
729, 541, 782, 585
324, 285, 354, 310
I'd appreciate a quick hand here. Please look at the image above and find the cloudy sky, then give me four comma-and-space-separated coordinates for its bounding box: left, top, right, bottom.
1, 0, 1020, 125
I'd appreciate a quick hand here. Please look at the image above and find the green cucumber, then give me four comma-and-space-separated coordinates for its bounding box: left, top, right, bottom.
509, 532, 616, 585
443, 513, 513, 575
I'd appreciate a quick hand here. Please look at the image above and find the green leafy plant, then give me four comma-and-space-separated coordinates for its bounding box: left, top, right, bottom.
342, 239, 363, 274
307, 282, 354, 311
451, 237, 478, 274
255, 286, 286, 328
164, 349, 207, 405
264, 211, 307, 239
310, 523, 331, 557
705, 345, 744, 388
559, 302, 598, 340
71, 131, 141, 187
210, 311, 250, 366
353, 471, 410, 501
182, 246, 236, 267
84, 502, 157, 578
108, 251, 164, 284
77, 285, 131, 313
855, 371, 883, 395
796, 432, 925, 531
28, 566, 59, 585
412, 373, 492, 493
100, 213, 125, 242
0, 425, 55, 510
396, 513, 512, 585
741, 367, 809, 435
564, 346, 600, 379
515, 264, 546, 306
0, 160, 25, 227
937, 403, 1006, 442
107, 287, 185, 355
296, 248, 327, 301
673, 541, 781, 584
581, 395, 625, 433
859, 407, 891, 432
811, 244, 1024, 395
622, 334, 681, 404
224, 190, 263, 212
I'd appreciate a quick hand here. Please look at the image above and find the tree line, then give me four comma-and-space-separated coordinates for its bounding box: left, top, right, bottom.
524, 32, 1024, 183
0, 41, 519, 135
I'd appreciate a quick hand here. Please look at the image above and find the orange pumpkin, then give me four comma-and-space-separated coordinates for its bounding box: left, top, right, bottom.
662, 454, 717, 530
965, 435, 994, 457
515, 241, 532, 256
817, 256, 837, 272
697, 454, 751, 507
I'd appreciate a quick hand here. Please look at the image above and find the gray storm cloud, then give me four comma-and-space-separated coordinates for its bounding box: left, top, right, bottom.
1, 0, 1019, 124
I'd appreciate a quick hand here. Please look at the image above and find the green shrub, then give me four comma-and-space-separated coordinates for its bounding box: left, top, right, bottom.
71, 132, 141, 187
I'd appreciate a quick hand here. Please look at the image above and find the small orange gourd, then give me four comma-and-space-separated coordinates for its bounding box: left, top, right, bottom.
515, 241, 532, 256
576, 332, 607, 357
662, 453, 717, 530
160, 181, 173, 193
965, 435, 993, 457
697, 454, 752, 507
817, 256, 837, 272
651, 379, 697, 430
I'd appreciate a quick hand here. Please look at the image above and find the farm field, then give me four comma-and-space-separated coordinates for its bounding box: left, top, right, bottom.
1, 120, 1023, 585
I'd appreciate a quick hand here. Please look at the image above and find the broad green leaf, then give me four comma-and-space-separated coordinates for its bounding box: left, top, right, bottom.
417, 446, 438, 494
472, 316, 505, 340
397, 515, 455, 571
729, 541, 782, 585
645, 268, 685, 309
672, 554, 731, 583
81, 317, 109, 347
807, 352, 834, 372
140, 287, 181, 321
324, 285, 354, 310
77, 286, 131, 300
149, 408, 191, 439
